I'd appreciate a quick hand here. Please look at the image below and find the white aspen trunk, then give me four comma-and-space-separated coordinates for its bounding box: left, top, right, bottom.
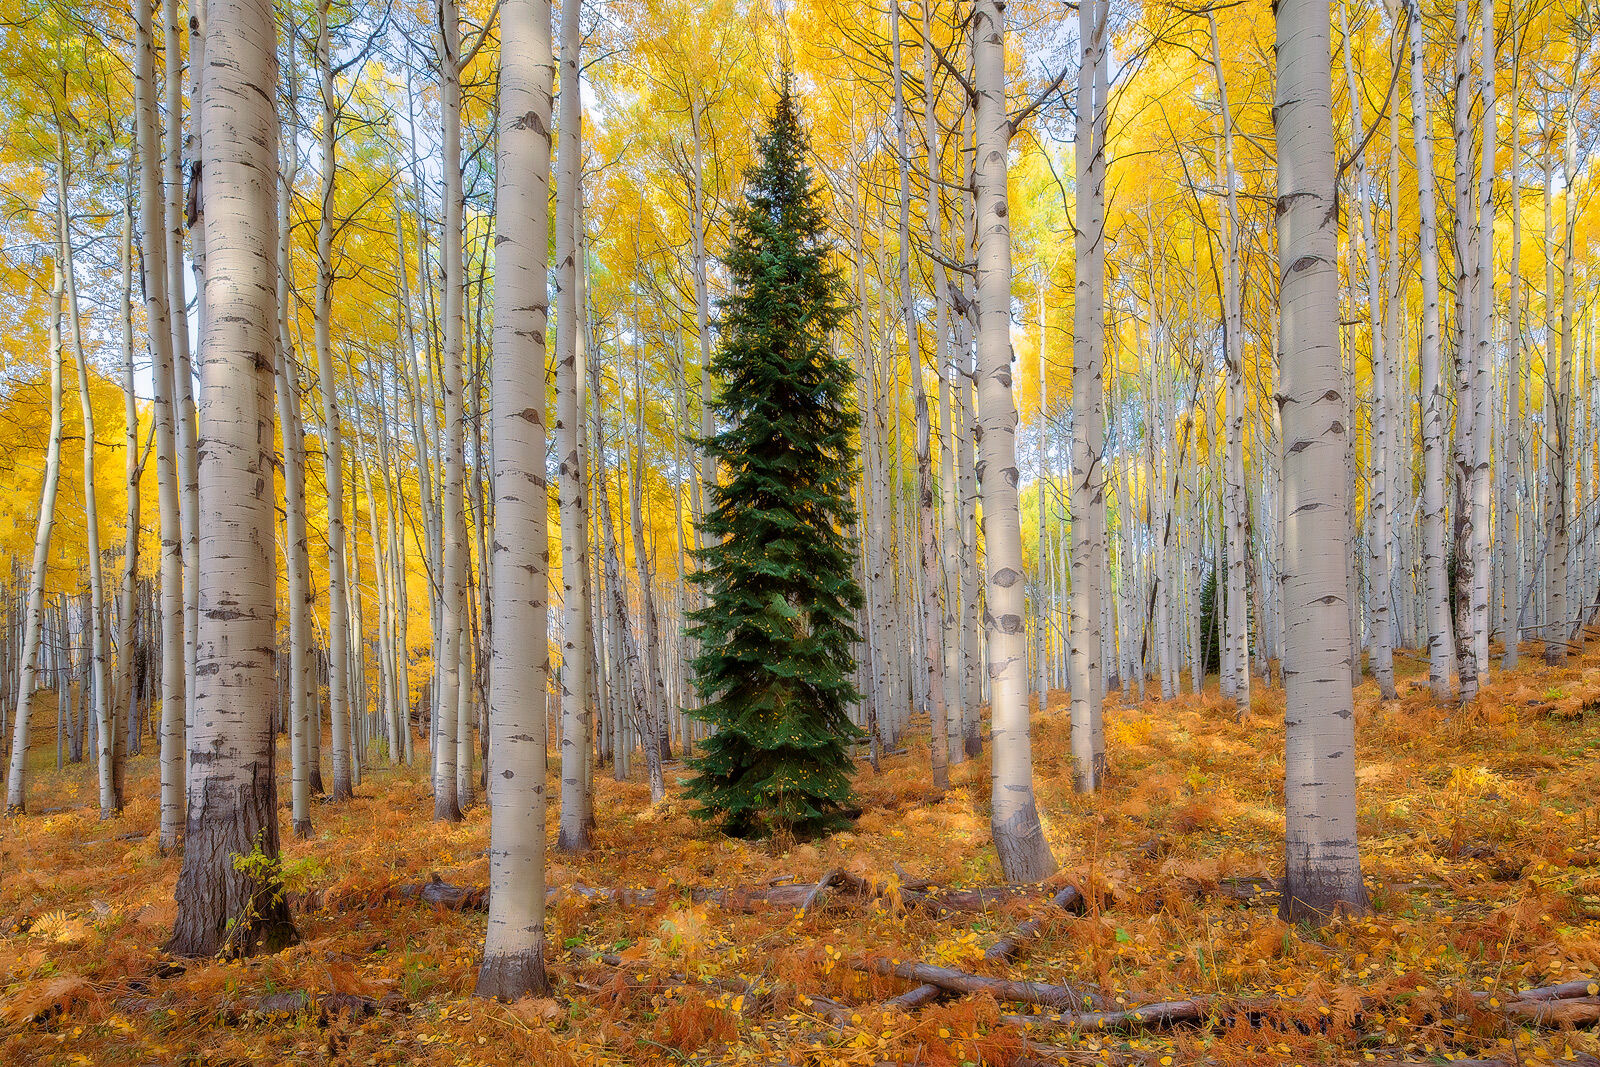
1036, 284, 1050, 717
974, 0, 1056, 883
1408, 0, 1457, 699
1469, 0, 1495, 674
1501, 71, 1523, 669
164, 0, 201, 740
477, 0, 554, 997
432, 0, 466, 820
1449, 0, 1480, 701
922, 5, 962, 765
1070, 0, 1109, 790
134, 0, 188, 850
592, 343, 664, 801
554, 0, 592, 852
1208, 11, 1249, 713
891, 0, 949, 790
1548, 111, 1574, 658
55, 136, 113, 818
274, 27, 312, 834
3, 261, 65, 814
110, 171, 137, 818
1539, 129, 1563, 663
1339, 0, 1397, 699
1276, 0, 1368, 923
313, 0, 353, 799
169, 0, 297, 956
629, 342, 671, 779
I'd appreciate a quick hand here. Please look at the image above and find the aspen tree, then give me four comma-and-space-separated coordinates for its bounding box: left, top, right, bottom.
2, 259, 65, 815
314, 0, 353, 799
477, 0, 555, 998
432, 0, 467, 820
555, 0, 593, 853
1338, 0, 1396, 699
891, 0, 949, 791
974, 0, 1056, 882
1407, 0, 1456, 699
1070, 0, 1109, 791
1277, 0, 1369, 923
169, 0, 297, 957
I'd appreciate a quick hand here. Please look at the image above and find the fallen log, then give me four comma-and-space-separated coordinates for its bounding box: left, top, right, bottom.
1497, 994, 1600, 1026
221, 989, 404, 1025
853, 957, 1103, 1012
1001, 997, 1219, 1032
883, 884, 1087, 1012
992, 975, 1600, 1036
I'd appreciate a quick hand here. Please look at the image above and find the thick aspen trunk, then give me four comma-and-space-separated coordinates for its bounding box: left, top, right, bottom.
476, 0, 554, 997
169, 0, 297, 957
1276, 0, 1369, 923
974, 0, 1056, 884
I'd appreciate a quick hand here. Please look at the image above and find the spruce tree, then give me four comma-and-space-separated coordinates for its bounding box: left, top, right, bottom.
685, 87, 864, 839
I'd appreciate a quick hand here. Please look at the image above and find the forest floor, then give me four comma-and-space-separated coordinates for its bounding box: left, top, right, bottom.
3, 643, 1600, 1066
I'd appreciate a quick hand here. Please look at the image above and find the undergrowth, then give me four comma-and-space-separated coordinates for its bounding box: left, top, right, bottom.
1, 640, 1598, 1065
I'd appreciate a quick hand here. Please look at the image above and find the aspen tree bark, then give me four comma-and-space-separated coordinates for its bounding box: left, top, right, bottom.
922, 1, 962, 764
168, 0, 297, 957
1070, 0, 1108, 791
574, 205, 598, 821
1276, 0, 1368, 923
1408, 0, 1456, 699
1469, 0, 1495, 674
974, 0, 1056, 883
592, 346, 665, 802
134, 0, 188, 849
1448, 0, 1480, 701
957, 349, 982, 756
432, 0, 466, 820
164, 0, 201, 733
3, 262, 65, 815
275, 37, 313, 834
1036, 286, 1050, 717
1338, 0, 1396, 699
56, 135, 113, 823
1546, 111, 1575, 661
1207, 10, 1249, 714
629, 344, 672, 772
476, 0, 554, 997
555, 0, 592, 852
1501, 70, 1523, 669
891, 0, 949, 791
313, 0, 353, 800
110, 174, 137, 818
